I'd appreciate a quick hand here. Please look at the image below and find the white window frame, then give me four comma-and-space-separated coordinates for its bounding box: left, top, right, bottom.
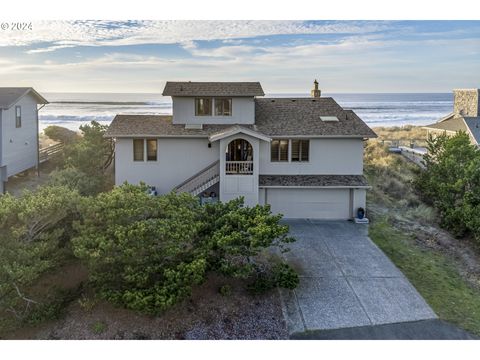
15, 105, 21, 128
270, 138, 310, 163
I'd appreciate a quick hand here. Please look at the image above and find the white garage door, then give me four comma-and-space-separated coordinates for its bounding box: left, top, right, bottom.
266, 188, 351, 219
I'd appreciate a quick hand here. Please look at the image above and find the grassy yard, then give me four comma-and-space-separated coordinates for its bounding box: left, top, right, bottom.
370, 219, 480, 336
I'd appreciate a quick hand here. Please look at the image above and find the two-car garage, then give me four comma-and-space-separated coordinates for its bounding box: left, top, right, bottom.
258, 175, 369, 220
265, 188, 352, 220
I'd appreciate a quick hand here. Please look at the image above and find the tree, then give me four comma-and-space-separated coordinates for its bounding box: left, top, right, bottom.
52, 121, 115, 195
415, 132, 479, 236
0, 186, 81, 320
72, 185, 207, 314
72, 185, 297, 314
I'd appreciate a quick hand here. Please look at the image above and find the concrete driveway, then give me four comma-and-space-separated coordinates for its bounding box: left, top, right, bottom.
279, 219, 437, 335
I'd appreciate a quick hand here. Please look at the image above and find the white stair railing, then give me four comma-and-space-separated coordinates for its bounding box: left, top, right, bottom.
173, 160, 220, 196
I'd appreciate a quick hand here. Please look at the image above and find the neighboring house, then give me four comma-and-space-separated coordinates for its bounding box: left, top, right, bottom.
423, 89, 480, 145
0, 88, 49, 193
105, 81, 377, 219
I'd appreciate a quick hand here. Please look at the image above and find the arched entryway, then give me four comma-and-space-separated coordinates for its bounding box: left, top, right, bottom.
225, 139, 253, 174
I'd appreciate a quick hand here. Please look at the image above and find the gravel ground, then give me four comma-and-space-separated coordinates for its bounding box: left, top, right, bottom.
9, 275, 288, 340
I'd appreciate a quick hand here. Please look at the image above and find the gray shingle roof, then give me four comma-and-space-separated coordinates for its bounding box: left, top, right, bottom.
255, 98, 377, 137
162, 82, 264, 97
104, 115, 254, 137
106, 99, 376, 138
0, 87, 48, 108
259, 174, 369, 187
423, 116, 468, 132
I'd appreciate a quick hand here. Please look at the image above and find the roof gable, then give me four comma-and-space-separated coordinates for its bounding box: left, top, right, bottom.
0, 87, 48, 109
208, 125, 271, 142
162, 82, 264, 97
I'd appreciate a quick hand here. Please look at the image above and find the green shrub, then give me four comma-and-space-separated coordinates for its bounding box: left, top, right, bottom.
49, 167, 106, 196
72, 186, 297, 314
414, 132, 480, 239
219, 284, 232, 297
44, 125, 79, 145
0, 186, 81, 321
91, 321, 107, 334
247, 263, 299, 295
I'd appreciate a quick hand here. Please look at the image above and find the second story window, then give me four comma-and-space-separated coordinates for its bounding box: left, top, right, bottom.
195, 98, 212, 116
291, 140, 309, 162
215, 98, 232, 116
15, 105, 22, 128
271, 139, 289, 162
133, 139, 144, 161
146, 139, 157, 161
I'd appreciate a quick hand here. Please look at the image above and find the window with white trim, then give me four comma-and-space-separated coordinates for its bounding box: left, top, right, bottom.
195, 98, 212, 116
15, 106, 21, 128
291, 139, 309, 162
271, 139, 289, 162
215, 98, 232, 116
133, 139, 144, 161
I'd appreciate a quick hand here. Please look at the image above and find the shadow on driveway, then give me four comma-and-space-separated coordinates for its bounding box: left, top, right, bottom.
290, 319, 477, 340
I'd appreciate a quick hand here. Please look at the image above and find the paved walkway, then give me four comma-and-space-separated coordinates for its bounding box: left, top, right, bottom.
279, 220, 437, 335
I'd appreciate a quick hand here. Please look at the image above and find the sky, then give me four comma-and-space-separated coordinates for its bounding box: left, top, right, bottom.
0, 20, 479, 93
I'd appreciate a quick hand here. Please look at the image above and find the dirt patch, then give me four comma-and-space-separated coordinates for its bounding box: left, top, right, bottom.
7, 274, 287, 340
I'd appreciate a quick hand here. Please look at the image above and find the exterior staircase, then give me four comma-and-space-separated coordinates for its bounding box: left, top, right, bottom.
173, 160, 220, 196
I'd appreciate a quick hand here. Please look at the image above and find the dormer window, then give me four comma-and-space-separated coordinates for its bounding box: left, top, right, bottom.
215, 98, 232, 116
195, 98, 212, 116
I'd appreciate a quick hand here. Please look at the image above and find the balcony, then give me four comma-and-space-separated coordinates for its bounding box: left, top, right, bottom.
225, 161, 253, 175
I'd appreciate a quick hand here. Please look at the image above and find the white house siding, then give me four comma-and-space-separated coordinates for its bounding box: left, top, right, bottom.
1, 94, 38, 178
259, 138, 364, 175
172, 97, 255, 125
115, 137, 219, 194
218, 133, 261, 207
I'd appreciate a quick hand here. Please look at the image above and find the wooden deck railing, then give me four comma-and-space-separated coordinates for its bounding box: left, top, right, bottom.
39, 142, 64, 163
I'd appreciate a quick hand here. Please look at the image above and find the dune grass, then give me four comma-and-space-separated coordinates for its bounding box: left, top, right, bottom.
370, 220, 480, 336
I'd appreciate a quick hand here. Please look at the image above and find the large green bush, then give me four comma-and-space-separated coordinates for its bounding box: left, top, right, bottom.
0, 186, 81, 321
47, 121, 115, 196
415, 132, 480, 238
72, 184, 296, 314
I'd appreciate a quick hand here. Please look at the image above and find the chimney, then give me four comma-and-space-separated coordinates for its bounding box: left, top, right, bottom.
453, 89, 480, 117
311, 79, 321, 98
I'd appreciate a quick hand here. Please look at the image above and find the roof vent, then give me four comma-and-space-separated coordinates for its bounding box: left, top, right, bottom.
185, 124, 203, 129
312, 99, 316, 102
291, 99, 296, 102
320, 116, 339, 122
271, 99, 275, 103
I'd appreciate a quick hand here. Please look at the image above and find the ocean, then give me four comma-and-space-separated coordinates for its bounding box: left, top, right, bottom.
39, 92, 453, 132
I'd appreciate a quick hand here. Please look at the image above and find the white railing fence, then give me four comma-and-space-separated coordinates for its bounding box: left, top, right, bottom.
225, 161, 253, 175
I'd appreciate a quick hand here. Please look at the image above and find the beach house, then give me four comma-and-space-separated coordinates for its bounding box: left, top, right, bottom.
0, 88, 49, 193
423, 89, 480, 145
106, 80, 377, 219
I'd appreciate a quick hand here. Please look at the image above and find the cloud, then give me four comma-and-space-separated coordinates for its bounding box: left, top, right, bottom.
0, 20, 389, 50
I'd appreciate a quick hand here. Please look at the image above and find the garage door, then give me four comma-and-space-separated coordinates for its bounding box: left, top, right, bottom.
266, 188, 351, 219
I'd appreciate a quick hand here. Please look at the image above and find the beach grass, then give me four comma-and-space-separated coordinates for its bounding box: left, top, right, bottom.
370, 219, 480, 337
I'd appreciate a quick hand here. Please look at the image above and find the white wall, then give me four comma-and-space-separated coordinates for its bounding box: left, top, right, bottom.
172, 97, 255, 125
259, 138, 364, 175
219, 134, 260, 206
1, 94, 38, 178
352, 188, 367, 217
115, 137, 219, 194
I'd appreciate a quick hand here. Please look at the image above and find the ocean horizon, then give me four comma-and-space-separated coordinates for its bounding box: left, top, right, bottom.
39, 92, 453, 132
